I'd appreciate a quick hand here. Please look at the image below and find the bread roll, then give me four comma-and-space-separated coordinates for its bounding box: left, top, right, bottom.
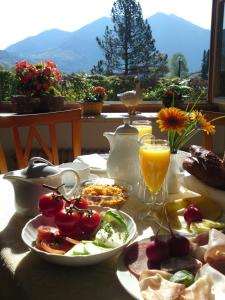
183, 145, 225, 190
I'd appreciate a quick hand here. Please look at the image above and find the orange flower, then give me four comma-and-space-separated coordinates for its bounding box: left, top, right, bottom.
157, 107, 189, 134
191, 111, 215, 134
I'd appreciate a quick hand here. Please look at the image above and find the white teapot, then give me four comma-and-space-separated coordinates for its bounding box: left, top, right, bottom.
3, 157, 80, 216
103, 119, 140, 185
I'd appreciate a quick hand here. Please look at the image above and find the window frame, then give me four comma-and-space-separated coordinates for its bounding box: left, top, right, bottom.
209, 0, 225, 104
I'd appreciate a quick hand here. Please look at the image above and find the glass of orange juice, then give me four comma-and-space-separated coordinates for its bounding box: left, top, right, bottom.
139, 136, 170, 217
132, 120, 152, 139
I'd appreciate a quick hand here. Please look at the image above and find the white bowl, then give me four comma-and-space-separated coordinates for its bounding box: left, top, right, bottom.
58, 161, 90, 184
21, 206, 137, 266
80, 177, 133, 209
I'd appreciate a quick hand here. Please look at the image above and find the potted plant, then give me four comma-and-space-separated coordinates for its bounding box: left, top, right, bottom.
81, 86, 107, 116
12, 60, 64, 114
156, 77, 192, 107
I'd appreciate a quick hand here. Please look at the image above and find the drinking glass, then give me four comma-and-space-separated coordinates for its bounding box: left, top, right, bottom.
139, 136, 170, 218
132, 120, 152, 139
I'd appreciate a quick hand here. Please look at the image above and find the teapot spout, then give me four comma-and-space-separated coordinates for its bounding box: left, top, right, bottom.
3, 170, 26, 181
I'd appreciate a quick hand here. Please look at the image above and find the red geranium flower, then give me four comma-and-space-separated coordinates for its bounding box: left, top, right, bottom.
15, 60, 62, 97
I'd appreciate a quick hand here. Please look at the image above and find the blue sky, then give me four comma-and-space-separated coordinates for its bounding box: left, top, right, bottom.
1, 0, 212, 49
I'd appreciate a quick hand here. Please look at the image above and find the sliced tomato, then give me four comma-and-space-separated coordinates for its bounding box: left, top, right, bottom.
37, 225, 61, 242
40, 240, 72, 255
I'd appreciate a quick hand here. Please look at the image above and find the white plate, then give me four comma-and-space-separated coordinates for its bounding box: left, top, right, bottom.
179, 171, 225, 211
21, 206, 136, 267
74, 154, 107, 173
117, 250, 142, 300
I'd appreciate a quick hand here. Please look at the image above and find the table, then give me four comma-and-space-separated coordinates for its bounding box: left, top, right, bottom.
0, 173, 196, 300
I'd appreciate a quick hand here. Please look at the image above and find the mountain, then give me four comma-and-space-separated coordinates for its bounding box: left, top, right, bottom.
0, 50, 19, 68
4, 13, 210, 73
6, 29, 73, 57
148, 13, 210, 72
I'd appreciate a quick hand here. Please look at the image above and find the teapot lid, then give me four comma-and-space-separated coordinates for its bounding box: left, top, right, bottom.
21, 157, 59, 178
115, 118, 138, 134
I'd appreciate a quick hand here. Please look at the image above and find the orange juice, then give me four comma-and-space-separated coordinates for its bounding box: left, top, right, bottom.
133, 120, 152, 138
135, 124, 152, 138
139, 144, 170, 193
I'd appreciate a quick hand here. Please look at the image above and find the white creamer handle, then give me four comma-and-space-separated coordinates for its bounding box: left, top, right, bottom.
60, 169, 80, 197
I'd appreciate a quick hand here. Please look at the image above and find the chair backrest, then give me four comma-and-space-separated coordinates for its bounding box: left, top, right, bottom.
202, 111, 225, 151
0, 109, 81, 172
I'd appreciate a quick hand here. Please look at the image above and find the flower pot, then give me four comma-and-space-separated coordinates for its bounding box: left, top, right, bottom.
162, 95, 183, 108
39, 96, 64, 113
81, 102, 103, 116
11, 95, 40, 114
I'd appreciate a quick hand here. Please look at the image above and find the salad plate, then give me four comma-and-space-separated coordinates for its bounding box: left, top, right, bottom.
21, 205, 136, 266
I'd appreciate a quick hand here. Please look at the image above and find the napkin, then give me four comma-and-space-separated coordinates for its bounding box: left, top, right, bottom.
76, 154, 107, 171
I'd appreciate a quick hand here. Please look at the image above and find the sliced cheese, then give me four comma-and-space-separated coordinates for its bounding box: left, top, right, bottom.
204, 228, 225, 263
139, 273, 185, 300
183, 275, 213, 300
196, 263, 225, 300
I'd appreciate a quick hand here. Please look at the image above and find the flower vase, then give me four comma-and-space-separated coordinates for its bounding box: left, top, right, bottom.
166, 153, 181, 194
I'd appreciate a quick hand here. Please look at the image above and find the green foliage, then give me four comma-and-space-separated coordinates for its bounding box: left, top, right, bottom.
0, 70, 17, 101
201, 49, 209, 80
187, 77, 208, 102
93, 0, 168, 77
169, 53, 189, 77
0, 71, 208, 104
155, 77, 192, 99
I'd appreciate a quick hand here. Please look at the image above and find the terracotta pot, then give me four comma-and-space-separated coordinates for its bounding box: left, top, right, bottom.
11, 95, 40, 114
81, 102, 103, 116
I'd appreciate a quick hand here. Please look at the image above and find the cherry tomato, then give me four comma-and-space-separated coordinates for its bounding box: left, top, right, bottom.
38, 193, 64, 217
37, 225, 61, 241
54, 209, 81, 235
66, 196, 88, 210
66, 224, 91, 240
80, 209, 101, 233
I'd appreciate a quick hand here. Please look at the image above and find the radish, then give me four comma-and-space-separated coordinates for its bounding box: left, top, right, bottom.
165, 206, 190, 257
183, 204, 203, 224
167, 235, 190, 257
146, 237, 170, 264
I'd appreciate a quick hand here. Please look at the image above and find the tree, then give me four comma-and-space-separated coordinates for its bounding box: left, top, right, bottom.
201, 49, 209, 80
92, 0, 168, 76
169, 53, 189, 77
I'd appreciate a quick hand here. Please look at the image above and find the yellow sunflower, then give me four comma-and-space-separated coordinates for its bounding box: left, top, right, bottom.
157, 107, 189, 134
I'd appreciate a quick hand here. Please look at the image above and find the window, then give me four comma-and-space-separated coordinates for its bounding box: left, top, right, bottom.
209, 0, 225, 103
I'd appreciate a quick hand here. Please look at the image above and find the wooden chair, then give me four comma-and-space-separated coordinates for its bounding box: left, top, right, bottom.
0, 109, 81, 172
202, 111, 225, 151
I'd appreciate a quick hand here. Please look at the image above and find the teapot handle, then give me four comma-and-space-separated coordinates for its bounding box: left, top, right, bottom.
60, 169, 80, 197
28, 157, 54, 167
